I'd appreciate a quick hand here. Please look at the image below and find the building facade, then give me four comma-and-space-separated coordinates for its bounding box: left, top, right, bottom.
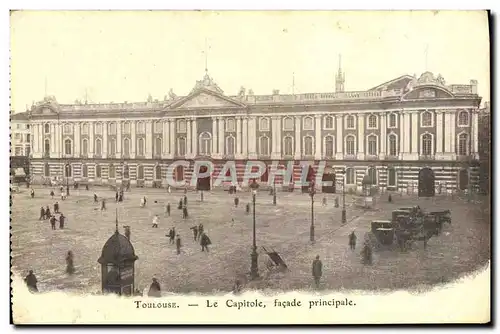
10, 112, 31, 157
478, 102, 490, 194
26, 70, 481, 194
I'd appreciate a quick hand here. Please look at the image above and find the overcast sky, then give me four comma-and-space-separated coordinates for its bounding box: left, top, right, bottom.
10, 10, 489, 112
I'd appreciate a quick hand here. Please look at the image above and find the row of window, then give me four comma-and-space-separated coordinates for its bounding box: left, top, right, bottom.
13, 133, 30, 142
40, 110, 473, 136
47, 132, 471, 157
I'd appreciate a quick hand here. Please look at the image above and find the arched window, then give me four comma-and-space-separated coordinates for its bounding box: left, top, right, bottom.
283, 136, 293, 156
259, 117, 269, 131
155, 137, 162, 156
421, 111, 433, 127
283, 117, 294, 131
175, 165, 184, 181
388, 134, 398, 156
137, 165, 144, 180
109, 138, 116, 155
226, 119, 236, 132
64, 139, 72, 155
458, 133, 469, 155
259, 136, 269, 155
44, 163, 50, 177
366, 167, 377, 185
82, 139, 88, 156
44, 124, 50, 134
44, 139, 50, 154
345, 135, 356, 155
95, 164, 101, 178
346, 115, 355, 129
421, 133, 433, 155
387, 167, 397, 187
63, 124, 72, 134
95, 123, 102, 135
324, 116, 334, 129
458, 110, 469, 126
109, 165, 115, 178
303, 116, 314, 130
177, 137, 186, 156
137, 138, 145, 156
155, 165, 162, 180
226, 136, 235, 155
389, 113, 397, 128
109, 123, 116, 135
82, 123, 89, 135
123, 122, 130, 134
123, 165, 129, 179
304, 136, 313, 155
177, 120, 186, 133
95, 139, 102, 156
345, 168, 356, 185
154, 121, 162, 133
137, 121, 145, 134
64, 164, 72, 177
368, 115, 377, 129
123, 138, 130, 156
325, 136, 334, 157
199, 132, 211, 155
367, 135, 378, 156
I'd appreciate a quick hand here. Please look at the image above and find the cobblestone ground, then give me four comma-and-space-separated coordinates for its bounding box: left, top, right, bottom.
11, 186, 490, 294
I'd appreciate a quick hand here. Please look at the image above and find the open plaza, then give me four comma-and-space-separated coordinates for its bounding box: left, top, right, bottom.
11, 186, 490, 294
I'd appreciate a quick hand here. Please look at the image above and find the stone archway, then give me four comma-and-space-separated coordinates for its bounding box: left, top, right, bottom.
418, 167, 435, 197
458, 168, 469, 191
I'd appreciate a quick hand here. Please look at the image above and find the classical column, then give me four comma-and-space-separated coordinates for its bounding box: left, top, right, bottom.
410, 112, 418, 157
211, 117, 218, 156
162, 121, 169, 156
89, 123, 95, 158
314, 115, 322, 159
357, 115, 364, 159
236, 117, 242, 157
145, 121, 153, 159
186, 119, 192, 157
131, 121, 136, 158
275, 116, 282, 158
450, 111, 456, 155
57, 123, 62, 158
218, 118, 225, 156
436, 110, 444, 154
50, 124, 56, 155
116, 121, 122, 158
403, 112, 411, 154
472, 110, 479, 156
270, 117, 277, 157
380, 114, 386, 157
74, 122, 81, 157
102, 122, 108, 158
169, 120, 175, 157
191, 117, 198, 157
248, 117, 257, 159
242, 117, 248, 158
336, 116, 343, 159
294, 116, 301, 159
32, 124, 38, 156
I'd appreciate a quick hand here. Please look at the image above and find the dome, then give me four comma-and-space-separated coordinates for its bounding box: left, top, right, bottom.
98, 231, 138, 265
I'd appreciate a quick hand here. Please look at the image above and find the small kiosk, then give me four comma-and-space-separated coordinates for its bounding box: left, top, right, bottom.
98, 211, 138, 296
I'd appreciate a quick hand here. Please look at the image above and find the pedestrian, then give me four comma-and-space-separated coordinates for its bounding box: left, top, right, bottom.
190, 225, 199, 241
50, 190, 55, 199
39, 206, 45, 220
94, 193, 98, 203
30, 188, 35, 198
167, 185, 171, 194
165, 203, 171, 217
176, 234, 182, 255
115, 192, 119, 202
388, 194, 392, 203
152, 214, 159, 228
24, 270, 38, 293
124, 225, 131, 240
245, 203, 250, 214
50, 215, 57, 230
59, 213, 66, 229
334, 197, 339, 208
140, 197, 145, 208
118, 192, 123, 202
60, 190, 65, 200
234, 197, 239, 207
361, 241, 373, 265
167, 227, 175, 244
178, 198, 183, 210
198, 223, 204, 240
322, 197, 327, 206
101, 198, 106, 211
66, 251, 75, 275
349, 230, 357, 250
148, 277, 161, 297
233, 279, 243, 294
183, 195, 188, 207
45, 206, 51, 220
312, 255, 323, 289
143, 196, 147, 206
85, 184, 89, 191
182, 206, 189, 219
54, 201, 59, 214
200, 232, 211, 252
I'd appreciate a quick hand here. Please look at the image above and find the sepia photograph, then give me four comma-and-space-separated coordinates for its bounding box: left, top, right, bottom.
9, 9, 491, 324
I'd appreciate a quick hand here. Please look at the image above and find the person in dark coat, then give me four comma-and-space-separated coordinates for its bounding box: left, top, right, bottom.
165, 203, 171, 217
50, 190, 55, 199
45, 206, 51, 220
66, 251, 75, 275
198, 224, 204, 240
143, 196, 147, 206
115, 192, 119, 202
182, 206, 189, 219
176, 234, 182, 255
349, 231, 357, 250
148, 278, 161, 297
178, 198, 183, 210
312, 255, 323, 288
50, 215, 57, 230
234, 197, 239, 207
30, 188, 35, 198
101, 199, 106, 211
200, 232, 211, 252
245, 203, 250, 214
388, 194, 392, 203
59, 213, 66, 229
118, 192, 123, 202
54, 201, 59, 214
94, 193, 98, 203
24, 270, 38, 293
85, 184, 89, 191
167, 227, 175, 244
183, 195, 188, 207
190, 225, 199, 241
39, 207, 45, 220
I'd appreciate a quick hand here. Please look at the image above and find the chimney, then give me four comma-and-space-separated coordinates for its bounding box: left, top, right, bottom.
470, 79, 478, 94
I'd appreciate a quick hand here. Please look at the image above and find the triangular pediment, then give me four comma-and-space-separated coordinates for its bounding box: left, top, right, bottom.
368, 75, 415, 92
168, 90, 246, 109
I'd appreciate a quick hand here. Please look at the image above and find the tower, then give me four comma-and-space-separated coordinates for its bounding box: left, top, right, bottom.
335, 54, 345, 93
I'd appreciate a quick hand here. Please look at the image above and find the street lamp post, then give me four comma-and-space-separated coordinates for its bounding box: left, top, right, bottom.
341, 169, 347, 225
250, 190, 259, 279
309, 183, 316, 242
66, 164, 70, 196
272, 177, 277, 205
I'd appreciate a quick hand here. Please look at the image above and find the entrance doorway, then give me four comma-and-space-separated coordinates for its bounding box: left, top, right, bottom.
418, 167, 435, 197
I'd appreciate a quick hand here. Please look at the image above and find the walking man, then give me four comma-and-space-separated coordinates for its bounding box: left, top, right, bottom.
349, 231, 357, 250
312, 255, 323, 289
176, 234, 182, 255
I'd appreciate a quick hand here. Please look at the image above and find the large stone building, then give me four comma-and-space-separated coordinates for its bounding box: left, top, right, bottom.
10, 112, 31, 157
478, 102, 490, 194
25, 69, 481, 194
